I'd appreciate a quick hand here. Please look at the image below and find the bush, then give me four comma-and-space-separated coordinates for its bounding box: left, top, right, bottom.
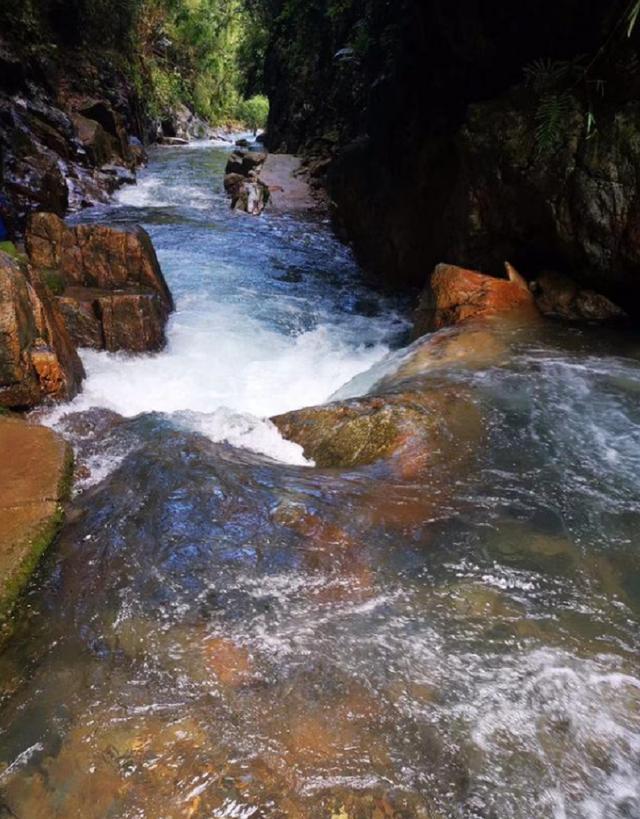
238, 94, 269, 133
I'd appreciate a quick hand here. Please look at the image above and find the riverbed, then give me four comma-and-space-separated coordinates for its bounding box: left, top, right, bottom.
0, 141, 639, 818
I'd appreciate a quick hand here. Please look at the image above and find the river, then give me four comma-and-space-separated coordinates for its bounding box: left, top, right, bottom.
0, 141, 639, 818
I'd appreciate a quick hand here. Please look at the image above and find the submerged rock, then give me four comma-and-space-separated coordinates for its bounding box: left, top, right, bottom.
0, 251, 84, 408
157, 136, 189, 146
272, 387, 481, 471
414, 262, 539, 336
25, 213, 174, 352
0, 415, 72, 629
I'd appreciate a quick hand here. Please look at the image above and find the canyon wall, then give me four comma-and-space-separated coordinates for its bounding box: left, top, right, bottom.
264, 0, 640, 312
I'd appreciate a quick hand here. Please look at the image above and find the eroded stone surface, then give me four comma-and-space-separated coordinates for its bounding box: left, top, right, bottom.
25, 213, 173, 352
414, 262, 539, 336
0, 416, 72, 622
0, 250, 84, 408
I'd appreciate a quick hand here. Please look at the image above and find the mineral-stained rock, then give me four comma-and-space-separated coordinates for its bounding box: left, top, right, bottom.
272, 387, 481, 470
414, 262, 539, 336
0, 251, 84, 408
25, 213, 174, 352
0, 415, 72, 628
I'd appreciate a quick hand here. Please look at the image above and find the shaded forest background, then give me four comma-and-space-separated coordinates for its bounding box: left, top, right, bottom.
0, 0, 269, 127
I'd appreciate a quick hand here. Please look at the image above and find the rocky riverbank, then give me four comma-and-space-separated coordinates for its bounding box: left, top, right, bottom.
0, 39, 235, 240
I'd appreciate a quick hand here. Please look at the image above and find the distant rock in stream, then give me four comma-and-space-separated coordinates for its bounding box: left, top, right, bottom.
224, 149, 269, 215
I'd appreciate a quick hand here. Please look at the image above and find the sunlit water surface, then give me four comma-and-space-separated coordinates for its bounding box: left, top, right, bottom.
0, 142, 639, 819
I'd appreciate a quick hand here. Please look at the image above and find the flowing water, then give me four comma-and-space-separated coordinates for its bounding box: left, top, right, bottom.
1, 142, 640, 819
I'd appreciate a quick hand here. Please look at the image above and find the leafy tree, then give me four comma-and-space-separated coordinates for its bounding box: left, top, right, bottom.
238, 94, 269, 132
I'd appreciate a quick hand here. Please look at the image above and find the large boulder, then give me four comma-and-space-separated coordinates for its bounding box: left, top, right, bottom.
25, 213, 174, 352
0, 415, 72, 631
273, 387, 481, 471
224, 150, 266, 177
71, 113, 116, 168
160, 103, 210, 142
77, 99, 131, 164
0, 251, 84, 408
414, 262, 539, 336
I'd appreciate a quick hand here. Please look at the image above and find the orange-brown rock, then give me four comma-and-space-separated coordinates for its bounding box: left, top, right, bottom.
0, 415, 72, 625
0, 251, 84, 408
272, 387, 481, 470
25, 213, 174, 352
414, 261, 539, 336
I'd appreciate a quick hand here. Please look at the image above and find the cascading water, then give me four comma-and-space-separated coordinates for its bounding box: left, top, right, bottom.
43, 142, 408, 467
0, 142, 639, 819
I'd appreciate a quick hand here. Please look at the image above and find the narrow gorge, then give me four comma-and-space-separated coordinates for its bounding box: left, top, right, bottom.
0, 2, 639, 818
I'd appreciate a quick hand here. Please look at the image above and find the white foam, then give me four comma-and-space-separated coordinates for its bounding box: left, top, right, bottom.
45, 268, 392, 465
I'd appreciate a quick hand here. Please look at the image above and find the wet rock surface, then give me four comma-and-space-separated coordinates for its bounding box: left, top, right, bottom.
0, 415, 71, 626
0, 251, 84, 408
0, 45, 145, 235
273, 388, 481, 472
414, 262, 539, 337
25, 212, 173, 352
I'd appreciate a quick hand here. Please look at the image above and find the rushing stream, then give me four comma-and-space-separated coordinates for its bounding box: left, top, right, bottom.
1, 141, 640, 818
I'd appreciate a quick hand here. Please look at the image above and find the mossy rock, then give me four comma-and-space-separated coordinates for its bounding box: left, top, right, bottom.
272, 387, 481, 470
0, 241, 19, 259
0, 243, 27, 266
0, 417, 73, 638
41, 268, 66, 296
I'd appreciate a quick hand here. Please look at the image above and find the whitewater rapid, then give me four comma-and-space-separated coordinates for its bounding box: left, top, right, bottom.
46, 141, 407, 465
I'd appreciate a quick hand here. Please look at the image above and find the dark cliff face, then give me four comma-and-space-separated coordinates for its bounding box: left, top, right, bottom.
0, 41, 146, 235
264, 0, 640, 310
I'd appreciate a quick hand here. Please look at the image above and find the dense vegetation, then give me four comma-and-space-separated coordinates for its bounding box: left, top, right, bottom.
0, 0, 268, 128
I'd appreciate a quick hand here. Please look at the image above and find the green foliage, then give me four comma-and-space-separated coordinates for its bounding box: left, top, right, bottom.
523, 58, 573, 92
136, 0, 267, 123
0, 242, 19, 260
524, 58, 583, 159
0, 0, 268, 127
238, 94, 269, 131
533, 90, 577, 158
628, 0, 640, 37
